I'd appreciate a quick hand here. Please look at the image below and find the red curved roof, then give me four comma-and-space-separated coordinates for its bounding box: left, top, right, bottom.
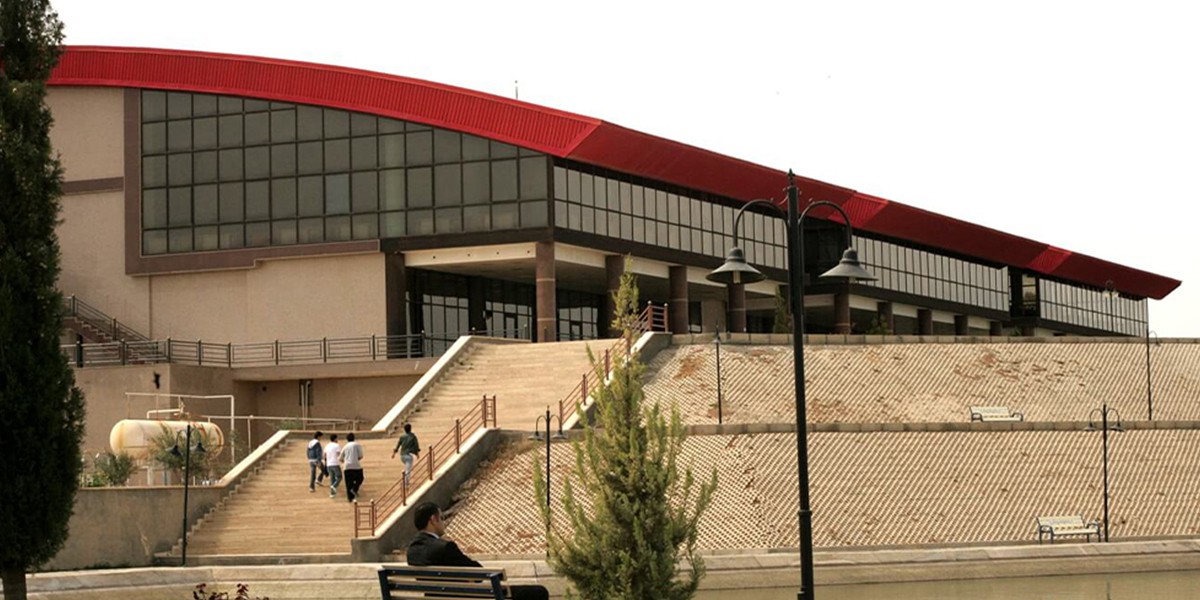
49, 46, 1180, 299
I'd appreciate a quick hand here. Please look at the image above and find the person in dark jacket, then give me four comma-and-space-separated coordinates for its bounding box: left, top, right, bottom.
407, 502, 549, 600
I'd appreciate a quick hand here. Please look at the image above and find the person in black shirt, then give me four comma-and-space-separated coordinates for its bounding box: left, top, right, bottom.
407, 502, 549, 600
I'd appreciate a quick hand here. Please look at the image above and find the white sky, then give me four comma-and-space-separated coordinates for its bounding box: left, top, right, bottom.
51, 0, 1199, 336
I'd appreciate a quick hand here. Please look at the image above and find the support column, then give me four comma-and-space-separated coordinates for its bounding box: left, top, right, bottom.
728, 283, 747, 333
385, 253, 407, 338
833, 290, 851, 334
990, 321, 1004, 336
669, 266, 689, 334
604, 255, 625, 338
876, 301, 894, 334
535, 241, 557, 343
917, 308, 933, 335
1020, 324, 1036, 337
954, 315, 969, 336
468, 277, 486, 334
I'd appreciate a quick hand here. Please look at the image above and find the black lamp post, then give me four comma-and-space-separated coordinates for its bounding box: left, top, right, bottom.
170, 423, 205, 566
1086, 403, 1123, 542
707, 172, 873, 600
531, 407, 566, 550
715, 330, 724, 425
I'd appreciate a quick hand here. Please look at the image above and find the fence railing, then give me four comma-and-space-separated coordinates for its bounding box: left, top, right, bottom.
354, 395, 497, 538
62, 295, 150, 342
553, 302, 668, 427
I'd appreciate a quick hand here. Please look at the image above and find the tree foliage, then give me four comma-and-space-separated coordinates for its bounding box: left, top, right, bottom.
772, 285, 793, 334
0, 2, 86, 597
609, 255, 640, 338
535, 263, 717, 600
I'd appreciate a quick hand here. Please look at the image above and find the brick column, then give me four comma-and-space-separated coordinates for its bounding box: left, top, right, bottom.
669, 266, 689, 334
728, 283, 747, 333
833, 290, 852, 334
876, 301, 894, 334
535, 241, 557, 343
954, 315, 969, 336
918, 309, 933, 335
604, 255, 624, 338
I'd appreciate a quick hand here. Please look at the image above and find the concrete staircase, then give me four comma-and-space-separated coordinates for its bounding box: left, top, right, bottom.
169, 436, 407, 562
404, 339, 608, 435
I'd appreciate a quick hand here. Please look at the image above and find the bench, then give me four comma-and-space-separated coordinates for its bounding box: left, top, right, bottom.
970, 406, 1024, 422
379, 566, 510, 599
1036, 515, 1101, 543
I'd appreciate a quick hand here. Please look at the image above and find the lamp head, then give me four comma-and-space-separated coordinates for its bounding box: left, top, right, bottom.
170, 445, 183, 458
194, 440, 206, 454
707, 247, 766, 286
819, 248, 875, 282
530, 431, 544, 442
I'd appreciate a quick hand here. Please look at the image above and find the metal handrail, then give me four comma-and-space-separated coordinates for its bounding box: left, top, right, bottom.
354, 395, 497, 537
62, 295, 150, 342
553, 302, 668, 426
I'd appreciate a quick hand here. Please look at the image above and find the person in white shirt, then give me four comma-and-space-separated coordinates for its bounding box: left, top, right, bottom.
324, 434, 342, 499
340, 432, 365, 503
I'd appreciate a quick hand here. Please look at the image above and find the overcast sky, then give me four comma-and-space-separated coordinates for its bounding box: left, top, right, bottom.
50, 0, 1198, 336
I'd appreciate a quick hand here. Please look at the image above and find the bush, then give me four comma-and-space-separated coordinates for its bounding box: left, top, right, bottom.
192, 583, 268, 600
85, 451, 137, 487
148, 423, 222, 482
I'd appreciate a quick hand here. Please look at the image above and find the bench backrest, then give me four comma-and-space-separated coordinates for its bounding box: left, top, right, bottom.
379, 566, 507, 599
970, 406, 1020, 421
1036, 515, 1087, 529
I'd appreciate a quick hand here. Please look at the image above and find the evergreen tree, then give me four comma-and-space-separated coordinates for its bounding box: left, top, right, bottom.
535, 262, 717, 600
772, 285, 793, 334
0, 3, 86, 599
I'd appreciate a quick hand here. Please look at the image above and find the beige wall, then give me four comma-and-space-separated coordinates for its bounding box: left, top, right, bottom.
48, 87, 124, 181
251, 374, 419, 430
146, 252, 387, 342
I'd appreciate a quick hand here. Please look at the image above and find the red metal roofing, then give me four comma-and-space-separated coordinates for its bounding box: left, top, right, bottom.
49, 46, 1181, 300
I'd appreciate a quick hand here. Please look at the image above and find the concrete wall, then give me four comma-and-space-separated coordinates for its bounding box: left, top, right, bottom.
47, 486, 224, 570
251, 374, 420, 428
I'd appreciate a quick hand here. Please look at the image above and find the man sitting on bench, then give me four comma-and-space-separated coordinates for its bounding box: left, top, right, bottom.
407, 501, 549, 600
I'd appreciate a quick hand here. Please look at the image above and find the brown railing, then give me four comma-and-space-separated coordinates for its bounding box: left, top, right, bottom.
354, 395, 497, 538
553, 302, 668, 427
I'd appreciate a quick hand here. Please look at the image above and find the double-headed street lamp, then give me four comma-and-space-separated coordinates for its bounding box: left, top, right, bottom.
1086, 403, 1123, 542
170, 423, 206, 566
708, 172, 874, 600
531, 407, 566, 549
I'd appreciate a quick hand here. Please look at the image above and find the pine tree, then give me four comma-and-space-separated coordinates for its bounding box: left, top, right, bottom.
534, 261, 717, 599
0, 3, 87, 599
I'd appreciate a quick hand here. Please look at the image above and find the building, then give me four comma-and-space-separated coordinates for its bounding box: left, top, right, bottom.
48, 46, 1180, 353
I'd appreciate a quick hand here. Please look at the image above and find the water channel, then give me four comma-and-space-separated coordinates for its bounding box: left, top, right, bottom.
695, 570, 1200, 599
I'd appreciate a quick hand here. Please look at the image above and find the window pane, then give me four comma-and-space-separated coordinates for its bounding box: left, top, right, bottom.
434, 130, 460, 163
380, 169, 406, 210
218, 149, 243, 181
271, 109, 296, 142
464, 205, 490, 232
381, 211, 405, 237
462, 134, 489, 161
298, 217, 324, 244
246, 181, 270, 220
351, 113, 377, 136
298, 176, 324, 217
143, 230, 167, 255
272, 220, 297, 245
142, 91, 166, 121
379, 134, 404, 167
168, 154, 192, 185
244, 98, 269, 112
436, 207, 462, 233
297, 106, 323, 140
168, 228, 192, 253
379, 118, 404, 134
352, 172, 378, 212
490, 141, 518, 158
143, 189, 167, 228
168, 121, 190, 152
326, 216, 351, 241
195, 226, 219, 251
408, 209, 434, 235
194, 184, 218, 224
325, 174, 350, 214
246, 222, 270, 247
219, 183, 243, 222
245, 112, 270, 146
219, 224, 244, 249
218, 115, 243, 148
245, 146, 270, 180
143, 156, 167, 188
352, 136, 377, 170
168, 188, 191, 227
491, 160, 518, 201
463, 162, 489, 204
324, 110, 349, 138
298, 141, 322, 175
272, 178, 297, 218
324, 139, 349, 172
519, 157, 548, 200
167, 92, 191, 119
408, 167, 433, 207
521, 201, 548, 227
435, 164, 462, 206
406, 131, 433, 165
194, 151, 218, 183
143, 123, 166, 153
493, 203, 518, 229
193, 94, 217, 117
271, 144, 296, 177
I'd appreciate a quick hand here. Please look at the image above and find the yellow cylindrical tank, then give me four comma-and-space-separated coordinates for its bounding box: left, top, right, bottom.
108, 419, 224, 460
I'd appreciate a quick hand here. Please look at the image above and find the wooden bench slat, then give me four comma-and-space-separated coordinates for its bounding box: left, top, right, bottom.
380, 566, 509, 600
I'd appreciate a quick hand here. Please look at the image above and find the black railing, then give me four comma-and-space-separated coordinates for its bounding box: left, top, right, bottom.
62, 333, 435, 368
62, 295, 150, 342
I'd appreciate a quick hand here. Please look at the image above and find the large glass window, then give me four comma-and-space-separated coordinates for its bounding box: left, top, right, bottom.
1038, 278, 1147, 336
855, 235, 1009, 312
140, 90, 552, 255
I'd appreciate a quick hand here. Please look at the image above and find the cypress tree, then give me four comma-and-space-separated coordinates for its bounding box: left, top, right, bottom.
0, 2, 87, 599
535, 260, 717, 599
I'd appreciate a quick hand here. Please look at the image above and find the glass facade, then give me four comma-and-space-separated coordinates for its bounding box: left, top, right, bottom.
1039, 279, 1147, 336
552, 165, 788, 269
855, 235, 1009, 312
139, 90, 550, 255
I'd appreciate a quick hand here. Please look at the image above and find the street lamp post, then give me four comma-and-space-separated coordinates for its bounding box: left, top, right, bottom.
707, 172, 873, 600
170, 423, 205, 566
715, 330, 723, 425
532, 408, 566, 550
1087, 403, 1123, 542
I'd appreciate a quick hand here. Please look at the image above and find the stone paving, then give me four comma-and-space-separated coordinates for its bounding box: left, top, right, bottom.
643, 341, 1200, 424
